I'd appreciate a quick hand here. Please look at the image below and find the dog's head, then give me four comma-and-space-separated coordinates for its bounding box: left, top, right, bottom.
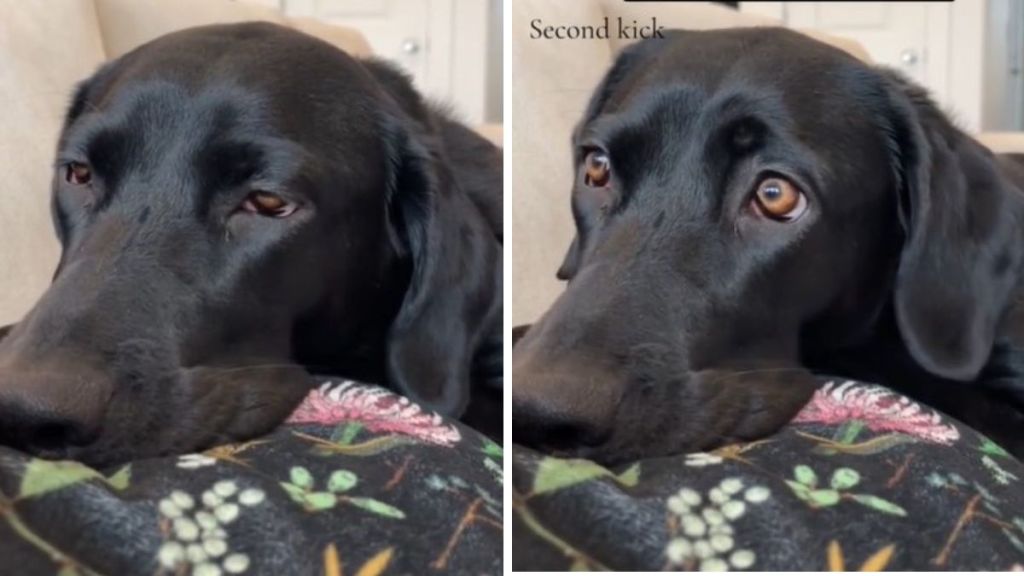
512, 28, 1021, 464
0, 23, 500, 465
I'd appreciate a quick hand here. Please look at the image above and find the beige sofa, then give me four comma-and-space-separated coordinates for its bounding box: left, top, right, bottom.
509, 0, 1024, 326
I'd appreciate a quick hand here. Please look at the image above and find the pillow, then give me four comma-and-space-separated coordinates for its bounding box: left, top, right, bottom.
0, 379, 503, 574
512, 378, 1024, 571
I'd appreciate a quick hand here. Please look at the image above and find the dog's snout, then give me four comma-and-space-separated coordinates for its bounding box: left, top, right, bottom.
0, 370, 108, 455
510, 358, 620, 450
513, 390, 611, 449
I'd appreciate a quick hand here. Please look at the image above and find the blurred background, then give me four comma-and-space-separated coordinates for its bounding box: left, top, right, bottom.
241, 0, 503, 125
0, 0, 501, 326
735, 0, 1022, 133
510, 0, 1024, 326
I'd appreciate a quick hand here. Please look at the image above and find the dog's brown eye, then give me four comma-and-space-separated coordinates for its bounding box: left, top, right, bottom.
584, 151, 611, 187
242, 191, 296, 218
753, 177, 806, 221
65, 162, 92, 185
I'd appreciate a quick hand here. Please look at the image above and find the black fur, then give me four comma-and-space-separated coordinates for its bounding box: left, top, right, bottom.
512, 28, 1024, 464
0, 22, 502, 466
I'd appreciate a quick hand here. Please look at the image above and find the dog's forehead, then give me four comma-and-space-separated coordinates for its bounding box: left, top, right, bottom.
78, 23, 383, 148
590, 29, 886, 179
650, 28, 850, 80
608, 29, 861, 117
63, 80, 288, 173
83, 80, 266, 132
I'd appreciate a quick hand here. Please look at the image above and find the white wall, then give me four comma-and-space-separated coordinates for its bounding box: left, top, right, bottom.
984, 0, 1024, 131
486, 0, 503, 122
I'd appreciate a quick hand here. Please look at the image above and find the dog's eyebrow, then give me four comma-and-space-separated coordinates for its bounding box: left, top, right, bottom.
55, 119, 141, 207
201, 140, 267, 188
194, 133, 305, 214
58, 115, 130, 162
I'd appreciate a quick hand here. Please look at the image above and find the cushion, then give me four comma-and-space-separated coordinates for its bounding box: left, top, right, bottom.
94, 0, 373, 60
0, 0, 105, 326
0, 380, 503, 575
512, 378, 1024, 570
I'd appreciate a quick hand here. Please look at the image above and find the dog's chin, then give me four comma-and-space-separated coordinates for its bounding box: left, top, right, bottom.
31, 367, 313, 469
31, 422, 230, 470
519, 428, 727, 468
39, 417, 279, 470
46, 442, 174, 470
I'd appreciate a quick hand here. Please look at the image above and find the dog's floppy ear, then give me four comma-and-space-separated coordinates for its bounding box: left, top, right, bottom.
882, 70, 1023, 381
380, 114, 502, 417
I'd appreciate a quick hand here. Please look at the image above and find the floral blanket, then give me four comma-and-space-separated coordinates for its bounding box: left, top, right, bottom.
512, 379, 1024, 571
0, 380, 503, 576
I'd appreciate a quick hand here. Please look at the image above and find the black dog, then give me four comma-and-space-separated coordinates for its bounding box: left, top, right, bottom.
0, 23, 502, 466
512, 27, 1024, 465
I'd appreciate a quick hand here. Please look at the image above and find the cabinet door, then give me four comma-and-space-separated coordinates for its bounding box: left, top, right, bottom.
284, 0, 430, 87
784, 2, 929, 84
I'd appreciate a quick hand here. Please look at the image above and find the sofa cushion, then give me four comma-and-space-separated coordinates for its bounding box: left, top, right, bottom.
509, 0, 615, 325
0, 379, 503, 574
94, 0, 373, 59
0, 0, 107, 325
513, 378, 1024, 570
977, 132, 1024, 154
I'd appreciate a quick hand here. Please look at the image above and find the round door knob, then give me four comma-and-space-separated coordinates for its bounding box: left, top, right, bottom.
900, 49, 919, 65
401, 38, 421, 55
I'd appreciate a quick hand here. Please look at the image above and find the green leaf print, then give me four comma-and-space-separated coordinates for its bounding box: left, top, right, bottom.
532, 458, 638, 495
835, 420, 865, 444
785, 480, 812, 500
482, 440, 503, 459
290, 466, 314, 489
849, 494, 907, 516
332, 422, 363, 445
830, 468, 861, 490
533, 459, 611, 494
304, 492, 337, 511
281, 482, 307, 503
280, 469, 404, 518
327, 470, 358, 493
980, 437, 1011, 458
20, 460, 102, 499
787, 464, 905, 516
809, 489, 841, 506
106, 465, 132, 491
348, 497, 406, 519
617, 464, 641, 487
794, 465, 818, 487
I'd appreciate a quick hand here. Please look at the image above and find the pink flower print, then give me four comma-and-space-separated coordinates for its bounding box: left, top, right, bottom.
287, 381, 462, 446
792, 381, 959, 444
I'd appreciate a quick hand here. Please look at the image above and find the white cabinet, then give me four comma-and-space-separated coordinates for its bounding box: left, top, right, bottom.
740, 1, 1019, 132
282, 0, 498, 125
781, 3, 930, 85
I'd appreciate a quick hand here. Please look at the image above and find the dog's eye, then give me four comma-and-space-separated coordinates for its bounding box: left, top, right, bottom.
752, 177, 807, 221
242, 191, 297, 218
65, 162, 92, 186
583, 151, 611, 187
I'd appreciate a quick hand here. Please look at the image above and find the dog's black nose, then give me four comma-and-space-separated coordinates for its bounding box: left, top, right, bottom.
0, 371, 105, 454
511, 335, 620, 451
513, 393, 612, 449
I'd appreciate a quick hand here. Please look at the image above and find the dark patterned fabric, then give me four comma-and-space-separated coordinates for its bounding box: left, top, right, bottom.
0, 380, 503, 576
512, 379, 1024, 571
